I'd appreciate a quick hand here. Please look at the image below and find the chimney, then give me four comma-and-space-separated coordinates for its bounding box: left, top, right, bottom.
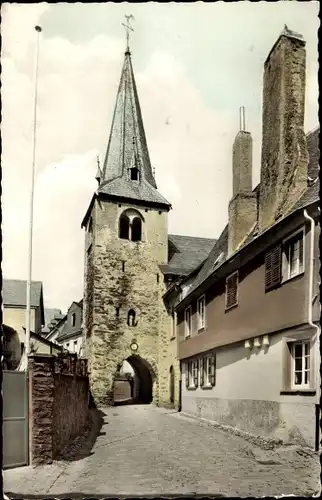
228, 107, 257, 256
259, 27, 309, 231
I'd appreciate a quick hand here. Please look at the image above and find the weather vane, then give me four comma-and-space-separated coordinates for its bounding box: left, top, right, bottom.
122, 14, 135, 52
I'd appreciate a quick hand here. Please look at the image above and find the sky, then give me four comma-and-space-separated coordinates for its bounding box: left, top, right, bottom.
1, 2, 319, 314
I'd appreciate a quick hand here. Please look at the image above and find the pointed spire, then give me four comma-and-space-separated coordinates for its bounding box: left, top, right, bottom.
100, 38, 157, 190
95, 155, 101, 185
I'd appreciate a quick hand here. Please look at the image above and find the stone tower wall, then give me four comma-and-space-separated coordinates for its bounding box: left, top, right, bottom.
83, 197, 170, 406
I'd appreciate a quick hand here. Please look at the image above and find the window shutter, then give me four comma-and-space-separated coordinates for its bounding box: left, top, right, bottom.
226, 273, 238, 309
193, 360, 198, 387
210, 355, 216, 386
200, 358, 204, 387
185, 363, 189, 389
265, 246, 281, 291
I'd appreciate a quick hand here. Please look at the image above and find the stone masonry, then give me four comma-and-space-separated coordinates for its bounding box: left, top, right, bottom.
259, 30, 309, 230
83, 198, 173, 406
228, 130, 257, 255
29, 353, 89, 465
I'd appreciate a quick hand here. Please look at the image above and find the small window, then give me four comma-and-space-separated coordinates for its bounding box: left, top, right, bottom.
225, 271, 238, 310
265, 246, 282, 291
119, 214, 130, 240
186, 360, 198, 389
197, 295, 205, 331
157, 273, 159, 283
291, 341, 310, 389
200, 354, 216, 387
283, 231, 304, 281
122, 261, 125, 272
131, 217, 142, 242
170, 309, 176, 339
184, 306, 192, 337
71, 313, 76, 327
127, 309, 137, 327
130, 167, 139, 181
88, 217, 93, 234
116, 307, 120, 318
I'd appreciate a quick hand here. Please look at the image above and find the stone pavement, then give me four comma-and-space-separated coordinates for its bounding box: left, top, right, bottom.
4, 405, 321, 497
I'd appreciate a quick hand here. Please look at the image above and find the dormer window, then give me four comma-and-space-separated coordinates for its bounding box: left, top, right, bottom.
71, 313, 76, 327
130, 167, 139, 181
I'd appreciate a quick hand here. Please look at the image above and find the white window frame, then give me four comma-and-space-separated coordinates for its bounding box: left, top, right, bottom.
197, 295, 206, 331
203, 355, 213, 387
187, 360, 198, 388
282, 227, 305, 282
184, 306, 192, 338
291, 340, 310, 389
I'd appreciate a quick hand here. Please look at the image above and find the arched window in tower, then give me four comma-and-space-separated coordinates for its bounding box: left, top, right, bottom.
127, 309, 137, 327
119, 214, 130, 240
131, 217, 142, 242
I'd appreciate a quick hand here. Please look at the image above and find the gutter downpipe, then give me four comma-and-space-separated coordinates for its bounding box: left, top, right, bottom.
303, 209, 320, 452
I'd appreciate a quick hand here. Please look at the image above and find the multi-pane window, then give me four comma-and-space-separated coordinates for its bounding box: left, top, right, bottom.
292, 341, 310, 388
285, 231, 304, 280
187, 360, 199, 388
200, 354, 216, 387
185, 306, 192, 337
197, 296, 205, 330
225, 271, 238, 310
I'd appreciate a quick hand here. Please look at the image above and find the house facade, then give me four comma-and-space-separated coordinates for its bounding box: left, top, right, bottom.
56, 300, 84, 355
2, 279, 45, 362
175, 28, 320, 448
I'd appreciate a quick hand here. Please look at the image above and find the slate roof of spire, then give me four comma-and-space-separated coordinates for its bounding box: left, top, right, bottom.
98, 50, 171, 208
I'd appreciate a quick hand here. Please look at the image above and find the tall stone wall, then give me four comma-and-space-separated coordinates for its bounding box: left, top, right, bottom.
29, 353, 89, 465
83, 197, 169, 406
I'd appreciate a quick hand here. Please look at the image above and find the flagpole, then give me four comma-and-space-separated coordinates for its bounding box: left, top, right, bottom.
25, 25, 42, 359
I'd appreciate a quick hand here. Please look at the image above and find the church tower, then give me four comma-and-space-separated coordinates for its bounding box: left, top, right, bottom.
81, 28, 171, 406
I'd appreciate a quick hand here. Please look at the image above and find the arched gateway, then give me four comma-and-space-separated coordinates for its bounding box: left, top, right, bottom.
113, 354, 155, 405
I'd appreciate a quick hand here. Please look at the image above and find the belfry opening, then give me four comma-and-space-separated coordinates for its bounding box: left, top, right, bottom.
113, 354, 154, 405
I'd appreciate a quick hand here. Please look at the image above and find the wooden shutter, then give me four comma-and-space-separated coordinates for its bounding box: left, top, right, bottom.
265, 246, 282, 291
200, 358, 204, 387
193, 360, 198, 387
210, 354, 216, 387
226, 272, 238, 309
185, 362, 189, 388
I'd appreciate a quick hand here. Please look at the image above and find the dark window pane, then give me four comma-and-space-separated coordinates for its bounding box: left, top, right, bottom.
132, 217, 142, 242
295, 358, 302, 371
304, 371, 310, 384
294, 344, 302, 358
295, 371, 302, 385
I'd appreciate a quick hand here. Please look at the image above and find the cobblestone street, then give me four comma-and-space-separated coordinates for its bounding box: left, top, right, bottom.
4, 405, 321, 498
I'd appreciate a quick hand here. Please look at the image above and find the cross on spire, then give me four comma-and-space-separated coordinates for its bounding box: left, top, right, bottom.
122, 14, 134, 53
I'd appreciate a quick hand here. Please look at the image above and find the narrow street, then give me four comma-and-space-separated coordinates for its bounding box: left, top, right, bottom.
4, 405, 320, 498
